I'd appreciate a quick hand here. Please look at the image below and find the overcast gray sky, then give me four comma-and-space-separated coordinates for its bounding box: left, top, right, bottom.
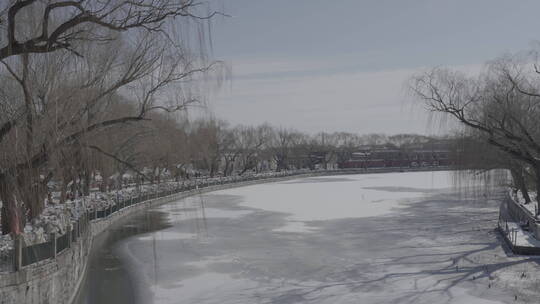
205, 0, 540, 135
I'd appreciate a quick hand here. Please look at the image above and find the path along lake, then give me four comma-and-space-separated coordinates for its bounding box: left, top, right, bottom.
75, 171, 536, 304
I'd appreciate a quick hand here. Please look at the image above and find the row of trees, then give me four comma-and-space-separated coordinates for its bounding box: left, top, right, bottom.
0, 0, 223, 235
411, 50, 540, 214
85, 114, 443, 188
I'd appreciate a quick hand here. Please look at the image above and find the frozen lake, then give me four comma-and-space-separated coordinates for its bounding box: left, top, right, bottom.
75, 171, 539, 304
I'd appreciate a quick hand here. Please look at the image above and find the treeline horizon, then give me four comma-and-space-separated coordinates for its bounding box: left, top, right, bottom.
0, 1, 456, 235
52, 105, 455, 191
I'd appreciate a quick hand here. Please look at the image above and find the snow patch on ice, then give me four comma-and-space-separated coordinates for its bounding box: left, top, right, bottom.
155, 196, 253, 223
272, 221, 319, 233
152, 273, 257, 304
214, 171, 453, 231
138, 231, 196, 241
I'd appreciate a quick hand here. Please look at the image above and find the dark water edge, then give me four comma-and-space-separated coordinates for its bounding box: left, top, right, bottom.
73, 211, 172, 304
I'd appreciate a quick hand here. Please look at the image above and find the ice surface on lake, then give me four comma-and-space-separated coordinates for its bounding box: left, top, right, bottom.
155, 196, 254, 221
137, 231, 196, 241
213, 171, 453, 231
272, 220, 319, 233
114, 171, 517, 304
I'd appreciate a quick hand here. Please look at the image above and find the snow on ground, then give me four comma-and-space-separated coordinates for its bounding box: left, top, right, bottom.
510, 189, 537, 216
102, 170, 540, 304
503, 222, 540, 248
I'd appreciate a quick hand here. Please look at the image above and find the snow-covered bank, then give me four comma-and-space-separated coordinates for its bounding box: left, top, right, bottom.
0, 181, 178, 252
509, 189, 539, 218
497, 188, 540, 255
0, 168, 454, 260
4, 169, 338, 304
0, 171, 306, 260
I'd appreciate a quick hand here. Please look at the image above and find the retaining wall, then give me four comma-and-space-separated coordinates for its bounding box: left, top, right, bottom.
502, 191, 540, 239
498, 190, 540, 255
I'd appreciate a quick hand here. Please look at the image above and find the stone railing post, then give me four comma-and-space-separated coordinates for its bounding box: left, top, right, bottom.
14, 234, 23, 271
51, 233, 57, 258
67, 225, 73, 248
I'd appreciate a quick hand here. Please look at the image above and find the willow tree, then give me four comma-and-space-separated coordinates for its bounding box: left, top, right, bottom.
233, 124, 272, 175
0, 0, 223, 235
267, 128, 304, 171
411, 54, 540, 214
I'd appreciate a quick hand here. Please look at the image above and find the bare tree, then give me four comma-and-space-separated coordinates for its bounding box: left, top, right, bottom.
410, 54, 540, 213
188, 119, 229, 177
231, 124, 271, 175
333, 132, 361, 167
0, 0, 222, 234
0, 0, 222, 59
267, 128, 305, 171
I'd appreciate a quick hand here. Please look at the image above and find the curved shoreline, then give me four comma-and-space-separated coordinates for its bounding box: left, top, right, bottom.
83, 169, 515, 304
0, 167, 452, 304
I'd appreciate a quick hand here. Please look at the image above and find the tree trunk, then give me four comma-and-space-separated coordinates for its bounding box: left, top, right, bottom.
99, 175, 108, 192
0, 175, 22, 235
510, 167, 531, 204
534, 164, 540, 217
70, 174, 77, 199
240, 165, 250, 176
60, 180, 68, 204
17, 168, 44, 220
223, 158, 232, 177
209, 162, 215, 177
83, 170, 91, 196
0, 204, 8, 235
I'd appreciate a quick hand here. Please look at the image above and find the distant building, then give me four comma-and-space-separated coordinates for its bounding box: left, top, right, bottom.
338, 147, 453, 169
